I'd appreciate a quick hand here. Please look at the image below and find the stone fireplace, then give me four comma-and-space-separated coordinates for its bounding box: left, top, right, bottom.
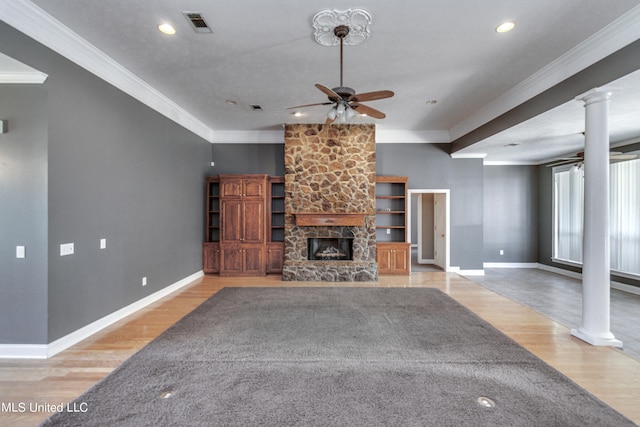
282, 123, 377, 281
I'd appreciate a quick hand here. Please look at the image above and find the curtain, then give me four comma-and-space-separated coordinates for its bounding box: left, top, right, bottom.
610, 159, 640, 275
554, 159, 640, 276
554, 167, 584, 262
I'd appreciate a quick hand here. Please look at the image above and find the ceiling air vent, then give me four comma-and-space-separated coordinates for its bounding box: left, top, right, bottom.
183, 12, 212, 33
250, 105, 263, 111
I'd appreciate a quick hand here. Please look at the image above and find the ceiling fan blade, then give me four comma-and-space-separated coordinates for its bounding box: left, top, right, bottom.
315, 84, 341, 101
286, 102, 333, 110
352, 90, 394, 102
350, 102, 386, 119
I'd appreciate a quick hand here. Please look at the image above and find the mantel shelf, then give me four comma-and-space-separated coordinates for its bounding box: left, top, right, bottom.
294, 213, 367, 227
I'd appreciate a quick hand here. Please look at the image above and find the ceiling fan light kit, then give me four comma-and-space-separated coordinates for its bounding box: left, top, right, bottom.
287, 9, 394, 125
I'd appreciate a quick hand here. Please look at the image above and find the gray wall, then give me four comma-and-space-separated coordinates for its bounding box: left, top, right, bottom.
210, 144, 284, 176
1, 22, 211, 344
484, 166, 538, 263
376, 144, 484, 270
0, 84, 49, 344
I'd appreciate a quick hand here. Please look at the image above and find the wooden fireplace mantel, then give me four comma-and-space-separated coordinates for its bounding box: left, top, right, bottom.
294, 213, 366, 227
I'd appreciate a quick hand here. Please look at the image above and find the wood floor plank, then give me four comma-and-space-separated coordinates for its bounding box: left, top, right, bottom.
0, 272, 638, 426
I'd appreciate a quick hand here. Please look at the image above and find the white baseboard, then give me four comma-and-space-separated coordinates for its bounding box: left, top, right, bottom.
0, 271, 204, 359
0, 344, 49, 359
536, 263, 582, 280
484, 262, 539, 269
450, 267, 485, 276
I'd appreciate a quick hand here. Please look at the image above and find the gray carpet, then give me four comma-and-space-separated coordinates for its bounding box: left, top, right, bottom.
41, 287, 635, 426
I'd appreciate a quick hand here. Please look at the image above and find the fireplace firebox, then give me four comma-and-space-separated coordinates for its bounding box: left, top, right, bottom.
307, 238, 353, 261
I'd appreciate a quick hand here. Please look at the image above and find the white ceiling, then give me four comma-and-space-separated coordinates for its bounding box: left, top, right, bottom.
2, 0, 640, 163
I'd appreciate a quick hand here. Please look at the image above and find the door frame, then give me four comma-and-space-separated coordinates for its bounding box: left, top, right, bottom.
407, 189, 450, 272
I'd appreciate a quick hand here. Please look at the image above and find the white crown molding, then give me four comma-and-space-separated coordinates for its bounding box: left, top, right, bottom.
0, 0, 215, 142
209, 129, 451, 144
450, 4, 640, 141
0, 71, 48, 84
483, 160, 539, 166
211, 129, 285, 144
450, 152, 487, 159
375, 129, 450, 143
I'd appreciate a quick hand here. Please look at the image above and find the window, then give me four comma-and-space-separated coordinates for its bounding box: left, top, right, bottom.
553, 158, 640, 276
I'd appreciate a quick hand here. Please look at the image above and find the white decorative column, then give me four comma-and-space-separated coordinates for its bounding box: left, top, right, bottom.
571, 88, 622, 347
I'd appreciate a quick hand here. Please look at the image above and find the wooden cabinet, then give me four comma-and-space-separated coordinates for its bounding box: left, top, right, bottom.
376, 176, 410, 275
217, 174, 268, 277
220, 176, 266, 199
203, 174, 285, 276
221, 198, 264, 243
220, 244, 265, 276
377, 242, 410, 275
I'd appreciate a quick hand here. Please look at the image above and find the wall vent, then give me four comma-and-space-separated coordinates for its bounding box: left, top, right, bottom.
183, 12, 213, 33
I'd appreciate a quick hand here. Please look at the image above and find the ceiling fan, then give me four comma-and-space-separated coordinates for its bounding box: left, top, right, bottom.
546, 150, 637, 167
287, 25, 394, 124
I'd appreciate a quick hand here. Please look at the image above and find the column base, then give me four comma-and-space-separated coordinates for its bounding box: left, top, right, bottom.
571, 328, 623, 348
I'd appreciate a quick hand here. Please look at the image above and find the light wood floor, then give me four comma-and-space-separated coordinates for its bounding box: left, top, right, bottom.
1, 272, 639, 426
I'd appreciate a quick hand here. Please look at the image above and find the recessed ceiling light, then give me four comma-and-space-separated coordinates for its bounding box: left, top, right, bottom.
292, 111, 303, 117
496, 22, 515, 33
426, 100, 438, 104
225, 99, 238, 105
158, 23, 176, 35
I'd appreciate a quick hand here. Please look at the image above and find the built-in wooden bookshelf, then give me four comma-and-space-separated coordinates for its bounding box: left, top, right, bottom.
267, 176, 285, 274
375, 176, 410, 275
203, 176, 221, 273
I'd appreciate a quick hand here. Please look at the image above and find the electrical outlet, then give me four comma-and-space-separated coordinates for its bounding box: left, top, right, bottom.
499, 249, 504, 256
386, 228, 391, 235
100, 238, 107, 249
60, 243, 74, 256
142, 277, 147, 286
16, 246, 25, 259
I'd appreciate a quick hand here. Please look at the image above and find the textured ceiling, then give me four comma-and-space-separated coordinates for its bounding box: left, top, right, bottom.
3, 0, 640, 163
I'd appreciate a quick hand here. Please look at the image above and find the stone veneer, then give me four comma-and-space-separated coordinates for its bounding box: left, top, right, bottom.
282, 123, 377, 281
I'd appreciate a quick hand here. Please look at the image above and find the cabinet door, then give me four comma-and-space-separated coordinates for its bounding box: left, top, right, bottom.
221, 199, 243, 242
243, 245, 265, 275
266, 242, 284, 273
392, 245, 409, 273
242, 200, 265, 243
203, 243, 220, 274
243, 178, 265, 198
377, 246, 393, 274
220, 245, 244, 275
221, 178, 243, 198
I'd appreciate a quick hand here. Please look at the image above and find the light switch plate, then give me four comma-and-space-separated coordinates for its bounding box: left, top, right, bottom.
100, 238, 107, 249
16, 246, 25, 258
60, 243, 74, 256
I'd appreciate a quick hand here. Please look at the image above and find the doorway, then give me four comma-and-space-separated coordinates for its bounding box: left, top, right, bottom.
407, 189, 450, 272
